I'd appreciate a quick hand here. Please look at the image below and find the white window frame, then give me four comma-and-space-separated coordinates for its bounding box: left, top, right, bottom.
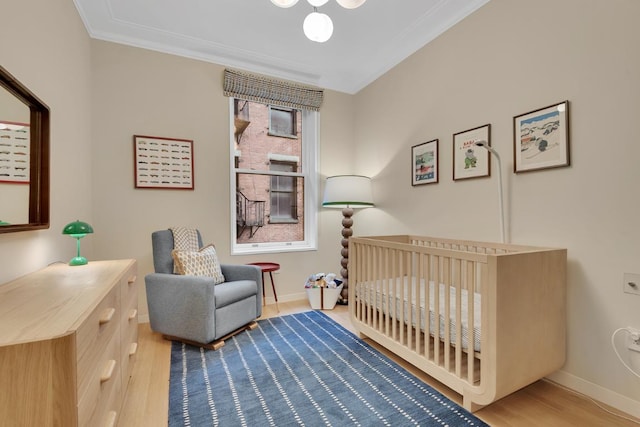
229, 97, 318, 255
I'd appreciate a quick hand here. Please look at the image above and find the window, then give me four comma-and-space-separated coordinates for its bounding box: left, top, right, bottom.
269, 106, 297, 138
229, 98, 318, 255
269, 161, 298, 223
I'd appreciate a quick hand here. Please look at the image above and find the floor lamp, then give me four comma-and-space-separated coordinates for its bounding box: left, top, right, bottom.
475, 141, 506, 243
322, 175, 374, 304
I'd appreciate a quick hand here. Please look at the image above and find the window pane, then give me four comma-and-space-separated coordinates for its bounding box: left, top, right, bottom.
234, 103, 302, 173
236, 173, 304, 243
270, 108, 295, 136
271, 174, 294, 192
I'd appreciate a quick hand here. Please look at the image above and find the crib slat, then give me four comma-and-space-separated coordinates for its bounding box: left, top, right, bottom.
467, 260, 476, 383
433, 255, 441, 366
443, 256, 451, 372
425, 252, 432, 360
455, 259, 463, 377
365, 247, 377, 329
399, 250, 405, 346
384, 246, 390, 336
416, 252, 423, 355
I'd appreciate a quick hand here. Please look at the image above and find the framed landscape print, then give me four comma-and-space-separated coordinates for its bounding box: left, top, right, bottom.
453, 124, 491, 181
134, 135, 194, 189
513, 100, 570, 173
411, 139, 438, 186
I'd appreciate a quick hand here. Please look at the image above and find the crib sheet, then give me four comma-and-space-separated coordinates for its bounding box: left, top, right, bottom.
356, 278, 481, 352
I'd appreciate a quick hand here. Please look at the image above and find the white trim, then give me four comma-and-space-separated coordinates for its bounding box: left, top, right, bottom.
229, 98, 318, 255
547, 370, 640, 419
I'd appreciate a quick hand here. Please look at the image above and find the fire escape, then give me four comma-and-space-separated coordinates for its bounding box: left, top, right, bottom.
236, 191, 265, 238
234, 100, 265, 238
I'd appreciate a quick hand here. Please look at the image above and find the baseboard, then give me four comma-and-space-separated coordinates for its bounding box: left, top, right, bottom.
262, 292, 308, 305
547, 370, 640, 419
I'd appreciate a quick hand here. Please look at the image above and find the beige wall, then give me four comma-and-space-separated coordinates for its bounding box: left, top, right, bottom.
90, 41, 355, 318
2, 0, 638, 418
352, 0, 640, 416
0, 0, 93, 281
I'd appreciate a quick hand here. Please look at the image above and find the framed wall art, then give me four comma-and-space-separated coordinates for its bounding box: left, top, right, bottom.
453, 124, 491, 181
411, 139, 438, 186
513, 100, 570, 173
0, 121, 30, 184
134, 135, 194, 189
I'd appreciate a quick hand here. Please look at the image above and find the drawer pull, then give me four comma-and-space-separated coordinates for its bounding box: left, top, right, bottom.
100, 359, 117, 383
104, 410, 117, 427
129, 342, 138, 357
128, 309, 138, 321
128, 275, 137, 285
99, 307, 116, 325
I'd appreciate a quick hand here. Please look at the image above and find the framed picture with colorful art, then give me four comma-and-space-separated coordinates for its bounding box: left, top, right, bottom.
411, 139, 438, 186
453, 124, 491, 181
513, 100, 570, 173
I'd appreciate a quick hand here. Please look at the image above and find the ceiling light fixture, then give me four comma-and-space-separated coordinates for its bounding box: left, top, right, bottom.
303, 8, 333, 43
270, 0, 299, 7
271, 0, 367, 43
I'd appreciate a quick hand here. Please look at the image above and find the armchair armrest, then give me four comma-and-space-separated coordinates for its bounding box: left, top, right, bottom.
221, 264, 261, 283
221, 264, 263, 317
145, 273, 218, 344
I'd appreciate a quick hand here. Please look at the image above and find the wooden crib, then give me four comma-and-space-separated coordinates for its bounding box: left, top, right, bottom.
349, 235, 566, 412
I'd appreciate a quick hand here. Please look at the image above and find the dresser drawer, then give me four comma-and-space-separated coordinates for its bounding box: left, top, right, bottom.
120, 270, 139, 391
77, 328, 122, 427
120, 271, 137, 317
76, 285, 121, 400
121, 308, 139, 388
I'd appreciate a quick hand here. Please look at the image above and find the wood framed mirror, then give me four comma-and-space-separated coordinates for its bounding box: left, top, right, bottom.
0, 66, 49, 233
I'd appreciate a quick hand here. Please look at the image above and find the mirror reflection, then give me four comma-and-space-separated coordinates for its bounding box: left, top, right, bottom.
0, 86, 31, 225
0, 65, 50, 233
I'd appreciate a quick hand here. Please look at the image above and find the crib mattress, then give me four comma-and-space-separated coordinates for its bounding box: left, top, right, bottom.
356, 278, 481, 352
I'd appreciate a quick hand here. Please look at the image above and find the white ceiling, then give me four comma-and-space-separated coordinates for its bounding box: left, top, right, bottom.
73, 0, 489, 94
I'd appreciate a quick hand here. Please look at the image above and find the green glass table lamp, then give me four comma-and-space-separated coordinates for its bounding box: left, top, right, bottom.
62, 220, 94, 266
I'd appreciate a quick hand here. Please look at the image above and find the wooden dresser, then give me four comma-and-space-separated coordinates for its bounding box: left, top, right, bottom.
0, 259, 138, 426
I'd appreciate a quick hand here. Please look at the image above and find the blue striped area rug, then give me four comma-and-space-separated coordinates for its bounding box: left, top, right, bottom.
168, 310, 488, 427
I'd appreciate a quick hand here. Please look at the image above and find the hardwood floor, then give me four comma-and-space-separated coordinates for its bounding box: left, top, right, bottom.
120, 301, 640, 426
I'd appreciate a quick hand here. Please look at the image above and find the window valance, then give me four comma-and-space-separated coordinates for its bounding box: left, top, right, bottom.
223, 68, 323, 112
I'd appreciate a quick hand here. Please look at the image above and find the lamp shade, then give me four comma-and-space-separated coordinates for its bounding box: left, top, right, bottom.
62, 220, 94, 237
322, 175, 374, 209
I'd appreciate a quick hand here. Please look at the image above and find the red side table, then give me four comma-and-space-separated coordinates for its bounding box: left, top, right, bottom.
247, 262, 280, 305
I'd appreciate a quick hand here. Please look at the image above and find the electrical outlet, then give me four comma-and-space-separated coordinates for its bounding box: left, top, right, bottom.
627, 327, 640, 353
623, 273, 640, 295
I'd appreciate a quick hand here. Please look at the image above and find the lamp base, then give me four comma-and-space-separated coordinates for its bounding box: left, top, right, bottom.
69, 256, 88, 266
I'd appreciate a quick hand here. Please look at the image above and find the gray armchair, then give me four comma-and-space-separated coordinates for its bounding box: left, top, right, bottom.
144, 229, 262, 349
